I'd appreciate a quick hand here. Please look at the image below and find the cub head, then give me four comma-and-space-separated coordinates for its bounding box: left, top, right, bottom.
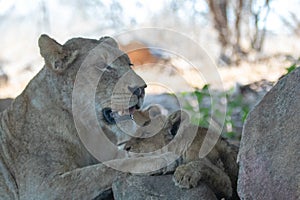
125, 110, 186, 153
38, 34, 146, 146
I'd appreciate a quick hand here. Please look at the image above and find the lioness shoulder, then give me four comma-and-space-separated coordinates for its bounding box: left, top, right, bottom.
0, 34, 147, 199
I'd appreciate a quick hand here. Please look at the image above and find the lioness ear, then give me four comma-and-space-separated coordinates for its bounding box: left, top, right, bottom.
38, 34, 78, 74
99, 36, 119, 48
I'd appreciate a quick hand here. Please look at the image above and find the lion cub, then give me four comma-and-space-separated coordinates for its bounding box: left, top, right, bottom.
126, 106, 239, 200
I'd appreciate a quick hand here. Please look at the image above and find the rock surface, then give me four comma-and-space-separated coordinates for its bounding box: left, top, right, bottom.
112, 174, 217, 200
238, 68, 300, 199
0, 98, 13, 112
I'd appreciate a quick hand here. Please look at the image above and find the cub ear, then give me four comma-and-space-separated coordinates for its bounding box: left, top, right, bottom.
167, 110, 189, 136
99, 36, 119, 48
38, 34, 78, 74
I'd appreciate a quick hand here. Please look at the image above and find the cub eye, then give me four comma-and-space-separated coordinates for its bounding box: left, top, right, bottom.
129, 63, 134, 67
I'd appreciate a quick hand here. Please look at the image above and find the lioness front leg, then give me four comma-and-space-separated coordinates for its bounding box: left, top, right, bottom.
173, 158, 232, 199
24, 163, 122, 200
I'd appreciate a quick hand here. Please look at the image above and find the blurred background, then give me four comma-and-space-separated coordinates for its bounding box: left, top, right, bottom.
0, 0, 299, 138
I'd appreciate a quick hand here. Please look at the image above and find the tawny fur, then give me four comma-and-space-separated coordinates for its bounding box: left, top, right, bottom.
0, 35, 146, 199
126, 109, 239, 200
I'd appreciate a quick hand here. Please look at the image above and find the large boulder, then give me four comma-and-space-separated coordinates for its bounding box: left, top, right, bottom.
112, 175, 217, 200
238, 68, 300, 199
0, 98, 13, 112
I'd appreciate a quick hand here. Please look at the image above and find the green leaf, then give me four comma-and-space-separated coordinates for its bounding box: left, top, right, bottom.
202, 84, 209, 90
194, 90, 204, 104
224, 131, 236, 138
286, 64, 297, 74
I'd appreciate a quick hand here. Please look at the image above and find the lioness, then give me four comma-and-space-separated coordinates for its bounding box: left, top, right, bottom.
0, 35, 146, 199
125, 108, 239, 200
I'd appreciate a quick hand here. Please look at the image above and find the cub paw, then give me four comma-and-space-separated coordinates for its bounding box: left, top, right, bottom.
173, 164, 201, 189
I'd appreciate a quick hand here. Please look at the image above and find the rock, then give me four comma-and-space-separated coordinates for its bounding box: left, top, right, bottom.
238, 68, 300, 199
237, 79, 273, 108
143, 93, 180, 114
93, 189, 114, 200
112, 174, 217, 200
0, 98, 13, 112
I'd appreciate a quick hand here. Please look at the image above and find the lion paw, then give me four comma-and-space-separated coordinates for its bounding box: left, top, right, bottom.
173, 164, 201, 189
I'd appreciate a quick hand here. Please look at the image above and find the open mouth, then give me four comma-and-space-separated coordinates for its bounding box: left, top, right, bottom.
102, 104, 140, 124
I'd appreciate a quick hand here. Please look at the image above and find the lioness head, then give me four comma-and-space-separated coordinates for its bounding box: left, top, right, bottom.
38, 34, 146, 145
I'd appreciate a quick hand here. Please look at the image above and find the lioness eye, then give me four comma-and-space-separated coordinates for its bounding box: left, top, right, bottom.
106, 65, 113, 70
129, 63, 134, 66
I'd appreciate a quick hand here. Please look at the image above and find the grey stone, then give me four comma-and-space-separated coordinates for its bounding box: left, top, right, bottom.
112, 174, 217, 200
238, 68, 300, 199
143, 93, 180, 113
0, 98, 13, 112
93, 189, 114, 200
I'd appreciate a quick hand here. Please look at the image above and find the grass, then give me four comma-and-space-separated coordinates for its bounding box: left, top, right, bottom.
179, 84, 251, 139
